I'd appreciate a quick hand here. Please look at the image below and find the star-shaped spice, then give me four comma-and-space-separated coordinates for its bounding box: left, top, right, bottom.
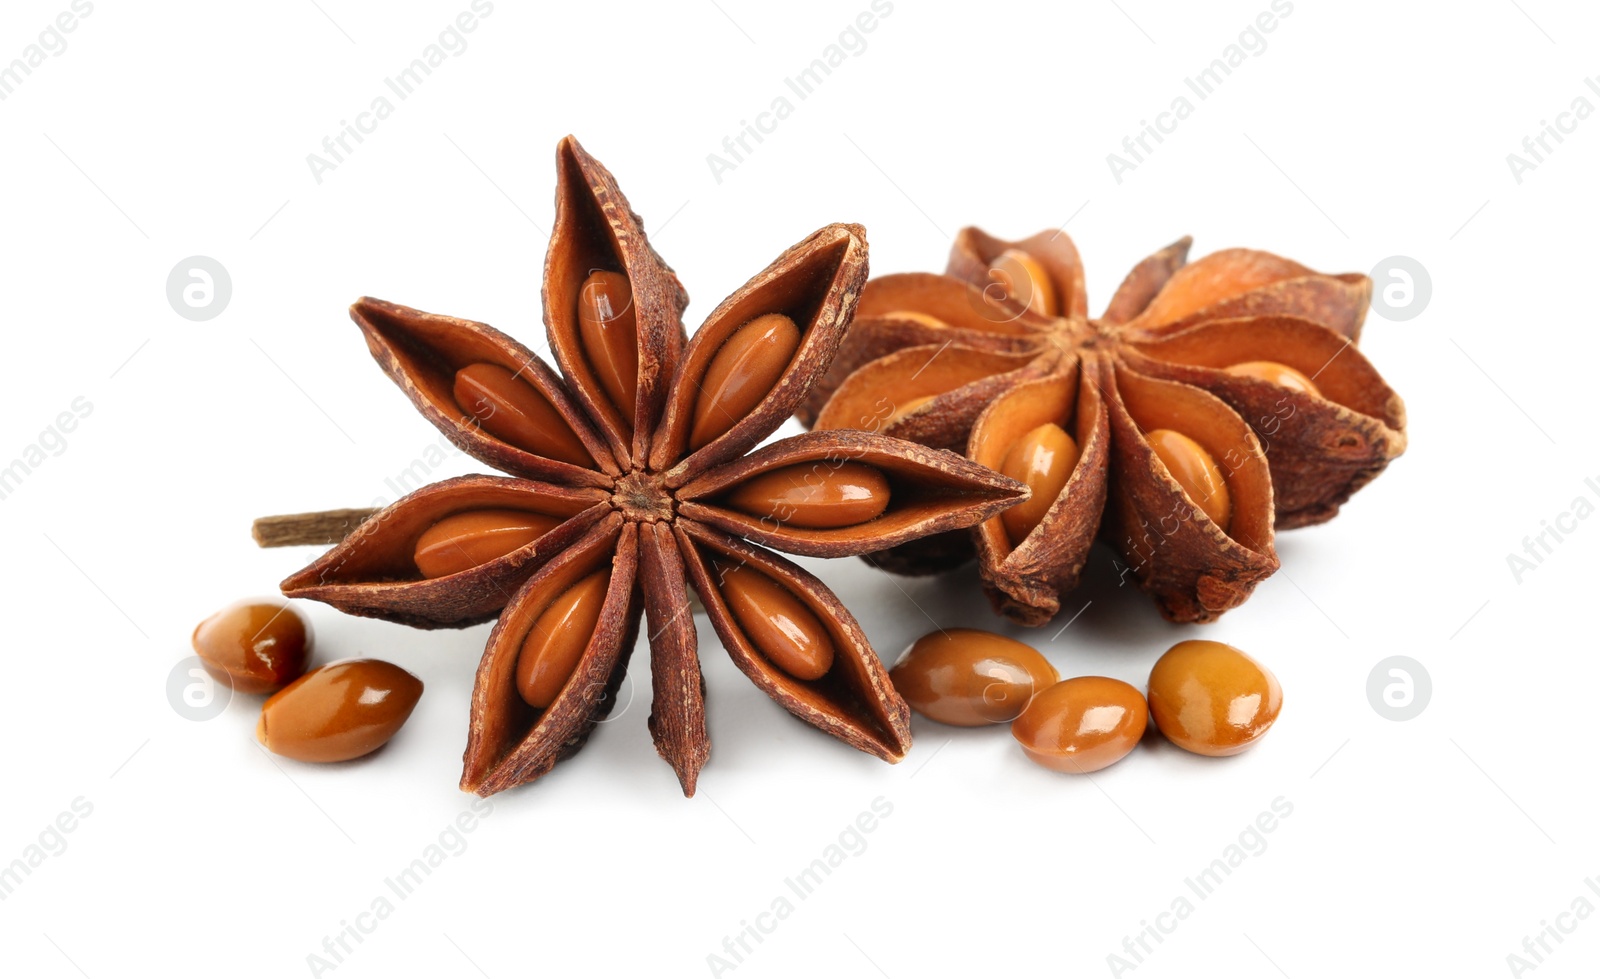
801, 227, 1407, 625
279, 138, 1026, 796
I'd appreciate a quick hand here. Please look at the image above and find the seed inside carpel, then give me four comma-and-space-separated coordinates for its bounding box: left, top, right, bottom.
988, 248, 1058, 317
690, 313, 802, 449
577, 270, 640, 418
413, 509, 564, 579
452, 362, 593, 466
1224, 360, 1321, 397
515, 571, 611, 708
715, 562, 835, 681
723, 462, 891, 529
1145, 428, 1231, 531
998, 422, 1081, 546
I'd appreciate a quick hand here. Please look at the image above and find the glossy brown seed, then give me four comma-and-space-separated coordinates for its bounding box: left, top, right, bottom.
192, 600, 312, 695
890, 629, 1058, 726
453, 363, 593, 466
989, 248, 1058, 317
577, 270, 639, 417
1225, 360, 1322, 397
256, 659, 423, 763
413, 508, 564, 579
690, 313, 801, 449
1147, 640, 1282, 756
1011, 677, 1148, 774
999, 422, 1080, 546
1146, 428, 1231, 531
716, 563, 834, 681
723, 462, 891, 529
516, 570, 611, 708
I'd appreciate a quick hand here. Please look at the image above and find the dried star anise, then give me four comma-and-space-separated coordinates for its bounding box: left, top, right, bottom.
801, 227, 1407, 625
278, 138, 1026, 796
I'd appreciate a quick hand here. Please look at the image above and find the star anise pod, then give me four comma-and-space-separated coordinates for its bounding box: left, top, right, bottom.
801, 227, 1406, 625
277, 138, 1026, 796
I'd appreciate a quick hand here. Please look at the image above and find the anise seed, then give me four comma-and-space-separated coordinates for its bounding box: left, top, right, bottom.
716, 562, 834, 681
990, 248, 1058, 317
1225, 360, 1321, 397
413, 509, 564, 579
453, 363, 593, 466
724, 461, 890, 529
577, 270, 640, 418
890, 628, 1057, 726
690, 313, 801, 450
1146, 429, 1231, 531
998, 422, 1080, 546
516, 570, 610, 708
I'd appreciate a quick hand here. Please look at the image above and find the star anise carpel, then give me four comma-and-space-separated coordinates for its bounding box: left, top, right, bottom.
277, 137, 1027, 797
802, 226, 1407, 626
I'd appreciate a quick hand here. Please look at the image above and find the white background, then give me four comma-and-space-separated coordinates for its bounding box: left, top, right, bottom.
2, 1, 1597, 977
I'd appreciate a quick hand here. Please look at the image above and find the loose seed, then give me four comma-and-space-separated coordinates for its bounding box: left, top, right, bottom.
998, 422, 1081, 546
192, 600, 312, 695
1225, 360, 1321, 397
989, 248, 1058, 317
690, 313, 801, 450
1145, 428, 1231, 531
516, 570, 611, 708
577, 270, 639, 417
1011, 676, 1148, 773
724, 462, 890, 529
716, 562, 834, 681
890, 628, 1058, 726
256, 659, 423, 763
1147, 640, 1281, 756
413, 509, 564, 579
453, 363, 592, 466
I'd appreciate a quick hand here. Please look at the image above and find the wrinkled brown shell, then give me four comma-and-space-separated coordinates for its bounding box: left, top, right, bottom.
284, 136, 1030, 796
806, 226, 1406, 625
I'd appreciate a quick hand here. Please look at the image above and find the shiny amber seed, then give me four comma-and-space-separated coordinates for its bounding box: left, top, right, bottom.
989, 248, 1058, 317
716, 563, 834, 681
886, 311, 951, 330
192, 600, 313, 695
413, 509, 564, 579
1146, 428, 1231, 531
257, 659, 423, 763
577, 270, 639, 417
1147, 640, 1282, 757
516, 570, 611, 709
453, 363, 592, 467
1011, 677, 1148, 774
890, 629, 1058, 726
724, 462, 891, 530
690, 313, 801, 450
1225, 360, 1322, 397
998, 422, 1080, 546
